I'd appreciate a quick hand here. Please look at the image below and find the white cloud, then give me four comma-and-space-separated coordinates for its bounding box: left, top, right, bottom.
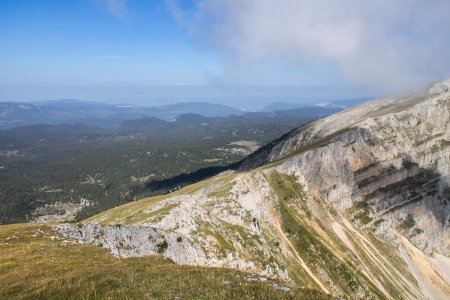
99, 0, 129, 20
168, 0, 450, 92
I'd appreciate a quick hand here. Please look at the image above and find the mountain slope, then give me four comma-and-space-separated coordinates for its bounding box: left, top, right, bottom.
0, 224, 331, 300
56, 79, 450, 299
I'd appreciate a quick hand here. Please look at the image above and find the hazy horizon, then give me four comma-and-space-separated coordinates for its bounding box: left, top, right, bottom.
0, 84, 376, 110
2, 0, 449, 107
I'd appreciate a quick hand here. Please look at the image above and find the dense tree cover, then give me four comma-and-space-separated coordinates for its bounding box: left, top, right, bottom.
0, 111, 334, 224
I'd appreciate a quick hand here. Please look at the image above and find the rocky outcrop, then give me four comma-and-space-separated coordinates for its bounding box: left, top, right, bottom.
55, 79, 450, 299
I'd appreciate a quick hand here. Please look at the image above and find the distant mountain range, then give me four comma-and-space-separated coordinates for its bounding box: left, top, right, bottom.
0, 100, 244, 129
261, 97, 371, 112
0, 98, 370, 130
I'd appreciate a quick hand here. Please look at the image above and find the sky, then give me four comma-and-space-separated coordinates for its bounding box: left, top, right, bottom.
1, 0, 449, 108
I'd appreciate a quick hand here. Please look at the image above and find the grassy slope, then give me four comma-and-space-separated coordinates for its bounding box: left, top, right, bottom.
82, 174, 231, 225
0, 223, 332, 300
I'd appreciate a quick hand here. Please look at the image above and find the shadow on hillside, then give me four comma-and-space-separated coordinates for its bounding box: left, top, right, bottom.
137, 126, 303, 196
136, 120, 344, 197
139, 164, 237, 196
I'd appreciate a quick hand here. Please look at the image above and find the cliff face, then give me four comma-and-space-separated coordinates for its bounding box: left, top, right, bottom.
55, 79, 450, 299
240, 79, 450, 256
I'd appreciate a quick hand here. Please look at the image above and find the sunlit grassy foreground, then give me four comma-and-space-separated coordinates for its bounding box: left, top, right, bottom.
0, 223, 331, 299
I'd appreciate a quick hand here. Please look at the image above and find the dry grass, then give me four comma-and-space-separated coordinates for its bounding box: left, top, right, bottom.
0, 223, 332, 300
84, 173, 238, 226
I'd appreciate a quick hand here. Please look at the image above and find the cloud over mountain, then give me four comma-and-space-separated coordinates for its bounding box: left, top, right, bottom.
168, 0, 450, 92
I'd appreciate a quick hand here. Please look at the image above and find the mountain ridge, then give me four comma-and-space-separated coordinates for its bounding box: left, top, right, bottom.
55, 79, 450, 299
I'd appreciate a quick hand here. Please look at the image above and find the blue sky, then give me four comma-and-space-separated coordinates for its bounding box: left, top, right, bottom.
0, 1, 219, 85
1, 0, 449, 107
